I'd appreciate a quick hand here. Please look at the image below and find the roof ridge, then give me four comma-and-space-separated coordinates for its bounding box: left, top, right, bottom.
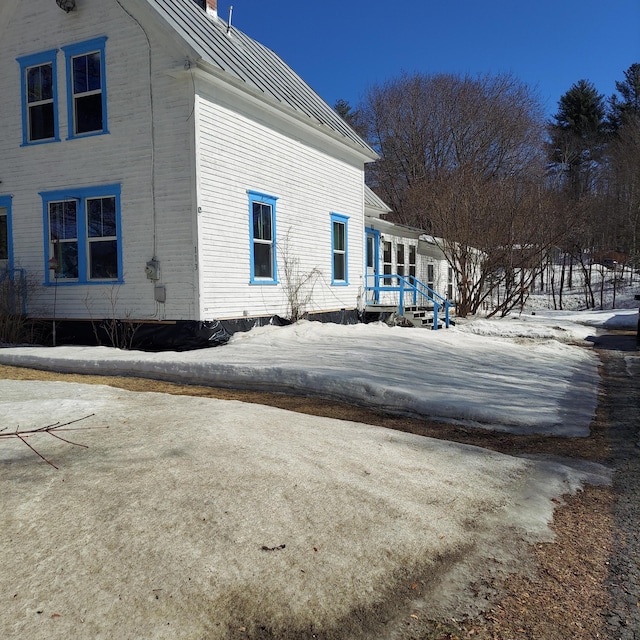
146, 0, 377, 158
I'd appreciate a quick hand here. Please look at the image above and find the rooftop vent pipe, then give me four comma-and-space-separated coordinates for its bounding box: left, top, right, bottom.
56, 0, 76, 11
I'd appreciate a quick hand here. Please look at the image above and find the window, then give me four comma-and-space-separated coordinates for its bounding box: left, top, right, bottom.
427, 264, 435, 290
382, 241, 392, 284
331, 213, 349, 285
0, 197, 12, 268
448, 266, 454, 300
17, 50, 60, 145
87, 196, 118, 279
397, 244, 405, 281
366, 235, 375, 269
62, 37, 108, 138
48, 200, 79, 279
409, 245, 416, 280
41, 185, 122, 284
0, 209, 7, 262
248, 191, 277, 284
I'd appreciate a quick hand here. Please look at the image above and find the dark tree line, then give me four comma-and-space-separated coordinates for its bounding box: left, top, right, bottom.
547, 64, 640, 307
336, 63, 640, 315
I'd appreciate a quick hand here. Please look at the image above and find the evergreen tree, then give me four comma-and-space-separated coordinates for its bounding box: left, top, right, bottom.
548, 80, 607, 198
605, 64, 640, 271
609, 63, 640, 131
333, 99, 367, 139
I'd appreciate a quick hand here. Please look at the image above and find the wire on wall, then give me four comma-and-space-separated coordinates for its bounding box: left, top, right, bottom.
113, 0, 158, 261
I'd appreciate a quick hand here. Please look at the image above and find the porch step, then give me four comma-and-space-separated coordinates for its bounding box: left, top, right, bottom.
407, 307, 442, 329
364, 304, 455, 329
405, 305, 435, 313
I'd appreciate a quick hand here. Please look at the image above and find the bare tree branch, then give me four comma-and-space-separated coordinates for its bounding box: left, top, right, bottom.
1, 414, 107, 469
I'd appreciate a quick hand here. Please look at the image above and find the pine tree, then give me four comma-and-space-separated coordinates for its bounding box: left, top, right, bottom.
548, 80, 607, 199
608, 63, 640, 131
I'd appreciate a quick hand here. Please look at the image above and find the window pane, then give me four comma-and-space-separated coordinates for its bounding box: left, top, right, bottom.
73, 56, 87, 94
86, 53, 102, 91
383, 240, 392, 278
253, 243, 273, 279
0, 209, 7, 261
87, 197, 116, 237
333, 253, 345, 281
382, 241, 391, 263
333, 221, 345, 251
27, 64, 53, 103
53, 242, 78, 279
73, 53, 101, 94
427, 264, 434, 287
89, 240, 118, 279
49, 202, 77, 241
366, 236, 374, 268
253, 203, 272, 241
29, 103, 55, 140
75, 94, 103, 134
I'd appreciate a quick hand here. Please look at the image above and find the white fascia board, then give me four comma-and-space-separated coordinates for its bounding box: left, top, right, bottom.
368, 216, 424, 240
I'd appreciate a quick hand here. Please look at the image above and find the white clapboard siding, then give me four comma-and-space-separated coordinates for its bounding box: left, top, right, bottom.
0, 0, 199, 321
195, 82, 366, 320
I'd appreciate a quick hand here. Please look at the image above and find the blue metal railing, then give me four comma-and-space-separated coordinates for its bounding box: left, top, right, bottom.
0, 268, 28, 315
365, 273, 453, 329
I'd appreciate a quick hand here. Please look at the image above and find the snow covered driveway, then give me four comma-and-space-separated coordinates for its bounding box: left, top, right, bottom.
0, 379, 610, 640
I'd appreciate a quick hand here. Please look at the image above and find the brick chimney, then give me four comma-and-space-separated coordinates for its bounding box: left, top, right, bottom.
205, 0, 217, 18
194, 0, 217, 18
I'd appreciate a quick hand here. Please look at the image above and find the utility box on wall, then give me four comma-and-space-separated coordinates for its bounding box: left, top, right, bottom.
154, 284, 166, 303
145, 260, 159, 281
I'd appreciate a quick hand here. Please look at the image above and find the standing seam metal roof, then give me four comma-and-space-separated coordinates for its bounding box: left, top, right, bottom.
145, 0, 377, 158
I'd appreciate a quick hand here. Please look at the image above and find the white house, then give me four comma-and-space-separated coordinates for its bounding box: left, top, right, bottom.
0, 0, 377, 348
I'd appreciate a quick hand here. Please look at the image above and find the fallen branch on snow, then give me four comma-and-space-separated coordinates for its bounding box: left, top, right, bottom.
0, 414, 107, 470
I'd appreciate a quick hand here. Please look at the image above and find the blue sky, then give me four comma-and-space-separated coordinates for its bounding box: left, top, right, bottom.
220, 0, 640, 118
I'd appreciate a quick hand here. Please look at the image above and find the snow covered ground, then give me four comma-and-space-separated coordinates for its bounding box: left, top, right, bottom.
0, 306, 637, 437
1, 306, 636, 638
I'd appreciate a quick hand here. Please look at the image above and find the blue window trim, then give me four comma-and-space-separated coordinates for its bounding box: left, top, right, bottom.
17, 49, 60, 146
331, 212, 349, 286
62, 37, 109, 140
248, 190, 278, 285
0, 196, 14, 269
41, 184, 123, 286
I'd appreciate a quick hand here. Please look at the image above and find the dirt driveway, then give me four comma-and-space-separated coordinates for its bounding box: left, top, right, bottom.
1, 331, 638, 639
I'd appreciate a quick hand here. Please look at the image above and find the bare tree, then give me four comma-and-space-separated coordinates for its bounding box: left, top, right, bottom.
84, 286, 142, 349
358, 72, 564, 315
604, 102, 640, 274
415, 170, 562, 316
0, 268, 41, 344
277, 230, 321, 322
